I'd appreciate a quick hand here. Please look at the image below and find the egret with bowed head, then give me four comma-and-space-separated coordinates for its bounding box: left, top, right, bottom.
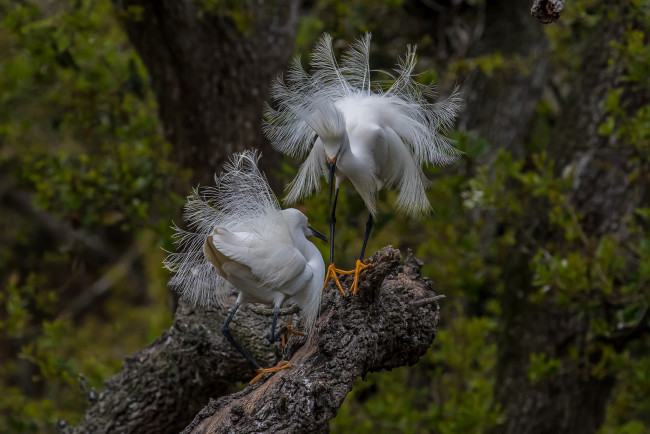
264, 33, 461, 295
164, 150, 328, 384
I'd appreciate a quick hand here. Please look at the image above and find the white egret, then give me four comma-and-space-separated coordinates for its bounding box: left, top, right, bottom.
164, 150, 327, 384
264, 33, 461, 295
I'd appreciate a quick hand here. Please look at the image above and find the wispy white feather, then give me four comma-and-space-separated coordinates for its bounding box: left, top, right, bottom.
284, 139, 328, 205
164, 150, 278, 306
340, 32, 372, 93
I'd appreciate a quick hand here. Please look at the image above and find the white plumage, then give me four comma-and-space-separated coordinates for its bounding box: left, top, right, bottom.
164, 150, 325, 335
264, 32, 462, 217
264, 33, 461, 295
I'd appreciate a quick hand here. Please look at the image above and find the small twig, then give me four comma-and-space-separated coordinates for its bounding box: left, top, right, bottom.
414, 295, 446, 307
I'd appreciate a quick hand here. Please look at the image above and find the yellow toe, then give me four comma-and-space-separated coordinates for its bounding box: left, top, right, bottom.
249, 360, 292, 385
350, 259, 372, 295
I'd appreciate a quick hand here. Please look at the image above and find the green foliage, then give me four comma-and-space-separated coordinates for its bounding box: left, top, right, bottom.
327, 0, 649, 426
294, 0, 410, 58
1, 0, 648, 433
528, 353, 562, 384
0, 0, 180, 431
194, 0, 253, 34
601, 349, 650, 433
602, 5, 650, 158
332, 307, 502, 433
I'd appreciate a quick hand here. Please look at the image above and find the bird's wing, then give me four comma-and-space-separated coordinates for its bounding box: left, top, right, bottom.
266, 32, 462, 169
210, 224, 308, 291
212, 151, 280, 220
340, 32, 372, 93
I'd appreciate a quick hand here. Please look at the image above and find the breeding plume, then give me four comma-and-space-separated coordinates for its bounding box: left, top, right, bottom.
265, 33, 461, 294
164, 150, 327, 384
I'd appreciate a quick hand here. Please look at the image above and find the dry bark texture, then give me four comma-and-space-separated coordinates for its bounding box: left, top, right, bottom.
113, 0, 299, 185
182, 247, 440, 433
61, 246, 439, 433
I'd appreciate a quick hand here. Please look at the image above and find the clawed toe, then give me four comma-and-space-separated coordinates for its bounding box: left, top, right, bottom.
322, 263, 350, 296
281, 321, 305, 347
349, 259, 372, 295
249, 360, 292, 385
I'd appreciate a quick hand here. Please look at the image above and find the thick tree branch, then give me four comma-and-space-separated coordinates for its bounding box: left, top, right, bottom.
531, 0, 565, 23
60, 301, 282, 433
182, 247, 440, 433
61, 246, 439, 433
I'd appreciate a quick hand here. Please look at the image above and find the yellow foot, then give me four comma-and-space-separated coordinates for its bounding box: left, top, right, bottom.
323, 263, 353, 296
281, 319, 304, 347
349, 259, 372, 296
249, 360, 292, 385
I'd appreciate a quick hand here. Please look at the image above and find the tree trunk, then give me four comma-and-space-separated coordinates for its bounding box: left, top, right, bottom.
114, 0, 300, 185
493, 2, 645, 433
60, 247, 440, 433
460, 0, 549, 159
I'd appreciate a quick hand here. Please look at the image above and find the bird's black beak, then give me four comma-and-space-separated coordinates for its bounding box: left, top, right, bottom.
328, 156, 337, 204
309, 226, 329, 243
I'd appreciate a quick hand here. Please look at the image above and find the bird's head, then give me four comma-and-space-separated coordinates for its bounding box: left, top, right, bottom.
304, 100, 347, 204
281, 208, 328, 243
305, 102, 345, 157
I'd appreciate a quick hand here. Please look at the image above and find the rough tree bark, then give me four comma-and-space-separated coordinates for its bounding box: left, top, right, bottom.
59, 300, 282, 434
493, 2, 646, 433
62, 247, 440, 433
113, 0, 300, 185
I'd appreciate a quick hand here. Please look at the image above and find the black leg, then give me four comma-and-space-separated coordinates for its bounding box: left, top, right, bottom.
221, 302, 260, 370
268, 306, 287, 343
329, 188, 340, 264
359, 213, 374, 260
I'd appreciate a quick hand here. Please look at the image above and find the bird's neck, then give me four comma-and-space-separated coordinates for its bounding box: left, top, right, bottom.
337, 133, 351, 157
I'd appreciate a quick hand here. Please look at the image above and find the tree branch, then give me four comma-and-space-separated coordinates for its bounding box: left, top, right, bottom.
60, 246, 439, 433
182, 247, 440, 433
531, 0, 565, 23
60, 301, 283, 433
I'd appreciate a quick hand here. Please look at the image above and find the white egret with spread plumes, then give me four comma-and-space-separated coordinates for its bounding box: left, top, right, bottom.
164, 150, 327, 384
264, 33, 461, 295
